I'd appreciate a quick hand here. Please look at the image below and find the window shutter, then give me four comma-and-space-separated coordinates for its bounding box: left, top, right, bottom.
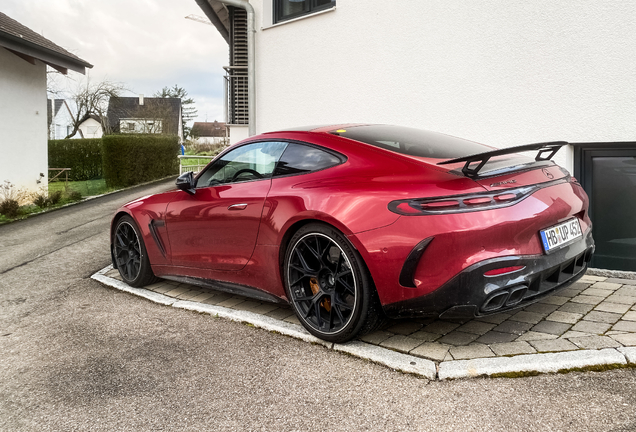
228, 7, 248, 125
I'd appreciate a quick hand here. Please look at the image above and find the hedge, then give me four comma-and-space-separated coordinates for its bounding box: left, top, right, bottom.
48, 138, 102, 181
102, 134, 180, 188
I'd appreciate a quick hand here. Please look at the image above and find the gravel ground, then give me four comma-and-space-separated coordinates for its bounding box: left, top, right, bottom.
1, 179, 636, 431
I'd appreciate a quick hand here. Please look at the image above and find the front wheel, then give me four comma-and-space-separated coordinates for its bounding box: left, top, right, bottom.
283, 223, 382, 343
112, 215, 159, 287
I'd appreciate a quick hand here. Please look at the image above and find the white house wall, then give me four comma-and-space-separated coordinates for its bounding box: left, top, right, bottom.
78, 117, 103, 139
0, 47, 48, 195
250, 0, 636, 172
50, 100, 74, 140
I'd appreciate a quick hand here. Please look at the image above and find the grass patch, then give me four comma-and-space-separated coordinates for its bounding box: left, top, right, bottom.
489, 363, 631, 379
49, 179, 111, 197
0, 180, 105, 224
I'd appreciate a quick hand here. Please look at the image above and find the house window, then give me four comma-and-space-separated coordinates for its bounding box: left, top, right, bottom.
274, 0, 335, 23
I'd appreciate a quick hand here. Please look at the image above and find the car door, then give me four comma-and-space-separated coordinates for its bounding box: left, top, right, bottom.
165, 141, 288, 271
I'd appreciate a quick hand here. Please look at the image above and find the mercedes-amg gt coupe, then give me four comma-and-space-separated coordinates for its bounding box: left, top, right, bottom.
111, 124, 594, 342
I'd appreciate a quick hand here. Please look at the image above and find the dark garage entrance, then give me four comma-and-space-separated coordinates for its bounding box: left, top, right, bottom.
574, 143, 636, 272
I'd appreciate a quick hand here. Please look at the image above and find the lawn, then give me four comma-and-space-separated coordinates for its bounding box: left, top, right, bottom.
48, 179, 111, 197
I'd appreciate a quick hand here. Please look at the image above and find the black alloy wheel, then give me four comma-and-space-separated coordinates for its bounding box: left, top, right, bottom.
284, 223, 382, 343
113, 215, 158, 287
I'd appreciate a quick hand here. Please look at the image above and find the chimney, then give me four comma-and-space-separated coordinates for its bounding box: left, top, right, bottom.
139, 94, 144, 105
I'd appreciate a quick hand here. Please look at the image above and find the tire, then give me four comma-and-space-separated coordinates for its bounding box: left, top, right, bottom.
283, 223, 383, 343
112, 215, 159, 287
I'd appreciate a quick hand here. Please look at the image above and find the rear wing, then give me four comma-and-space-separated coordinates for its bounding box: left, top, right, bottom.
437, 141, 568, 178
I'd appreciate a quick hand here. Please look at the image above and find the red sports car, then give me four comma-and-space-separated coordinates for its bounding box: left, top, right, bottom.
111, 124, 594, 342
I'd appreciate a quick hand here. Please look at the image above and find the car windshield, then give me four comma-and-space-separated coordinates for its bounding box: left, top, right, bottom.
331, 125, 493, 159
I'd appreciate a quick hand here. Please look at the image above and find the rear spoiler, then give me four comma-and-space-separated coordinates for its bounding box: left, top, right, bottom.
437, 141, 568, 178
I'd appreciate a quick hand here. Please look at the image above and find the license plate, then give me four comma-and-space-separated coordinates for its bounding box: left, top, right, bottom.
540, 218, 583, 254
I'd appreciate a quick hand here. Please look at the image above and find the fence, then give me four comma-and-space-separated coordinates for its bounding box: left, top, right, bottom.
178, 155, 215, 175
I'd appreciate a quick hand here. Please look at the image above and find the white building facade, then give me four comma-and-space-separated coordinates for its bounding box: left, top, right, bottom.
198, 1, 636, 271
0, 46, 48, 197
0, 12, 92, 197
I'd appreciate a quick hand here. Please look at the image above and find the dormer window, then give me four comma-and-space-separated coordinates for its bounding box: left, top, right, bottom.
274, 0, 335, 24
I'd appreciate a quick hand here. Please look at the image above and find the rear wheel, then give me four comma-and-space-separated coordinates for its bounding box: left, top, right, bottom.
112, 215, 158, 287
284, 223, 382, 343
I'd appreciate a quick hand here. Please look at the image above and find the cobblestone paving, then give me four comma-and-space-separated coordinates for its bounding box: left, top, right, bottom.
103, 269, 636, 364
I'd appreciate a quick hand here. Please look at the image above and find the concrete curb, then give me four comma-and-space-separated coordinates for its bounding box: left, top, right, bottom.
333, 341, 437, 379
438, 349, 627, 380
92, 265, 633, 381
586, 267, 636, 280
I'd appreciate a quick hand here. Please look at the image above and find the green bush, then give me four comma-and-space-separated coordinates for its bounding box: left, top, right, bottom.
102, 134, 179, 188
49, 190, 62, 205
67, 190, 82, 201
0, 199, 20, 218
33, 193, 48, 208
48, 138, 103, 181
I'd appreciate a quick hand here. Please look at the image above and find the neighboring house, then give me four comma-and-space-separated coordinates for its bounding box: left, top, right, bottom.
191, 120, 228, 145
47, 98, 74, 140
106, 96, 183, 142
197, 1, 636, 272
47, 102, 103, 139
0, 12, 91, 195
77, 114, 103, 139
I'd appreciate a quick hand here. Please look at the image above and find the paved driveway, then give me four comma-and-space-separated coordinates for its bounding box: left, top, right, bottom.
2, 179, 636, 431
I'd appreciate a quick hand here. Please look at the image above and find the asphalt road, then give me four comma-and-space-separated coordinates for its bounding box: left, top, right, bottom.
1, 179, 636, 431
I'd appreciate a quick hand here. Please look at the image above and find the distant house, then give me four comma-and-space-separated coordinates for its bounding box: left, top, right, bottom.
77, 114, 103, 139
47, 99, 74, 140
47, 99, 103, 139
191, 121, 228, 145
106, 96, 183, 142
0, 11, 91, 194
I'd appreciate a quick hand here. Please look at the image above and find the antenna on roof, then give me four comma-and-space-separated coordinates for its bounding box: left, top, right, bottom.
185, 14, 213, 26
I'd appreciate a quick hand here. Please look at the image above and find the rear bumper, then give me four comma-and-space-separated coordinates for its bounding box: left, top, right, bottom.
383, 228, 595, 319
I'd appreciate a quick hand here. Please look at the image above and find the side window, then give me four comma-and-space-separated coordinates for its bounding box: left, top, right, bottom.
196, 141, 288, 188
274, 0, 335, 24
274, 143, 342, 176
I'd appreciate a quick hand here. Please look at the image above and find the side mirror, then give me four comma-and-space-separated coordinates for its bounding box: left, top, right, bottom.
176, 172, 196, 195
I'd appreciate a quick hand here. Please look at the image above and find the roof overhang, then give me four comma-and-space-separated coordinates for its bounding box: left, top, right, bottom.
0, 32, 93, 74
195, 0, 230, 43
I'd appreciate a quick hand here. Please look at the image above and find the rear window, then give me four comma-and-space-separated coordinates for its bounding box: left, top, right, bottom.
274, 143, 342, 176
331, 125, 493, 159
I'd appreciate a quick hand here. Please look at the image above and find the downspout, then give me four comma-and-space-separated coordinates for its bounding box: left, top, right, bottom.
196, 0, 256, 136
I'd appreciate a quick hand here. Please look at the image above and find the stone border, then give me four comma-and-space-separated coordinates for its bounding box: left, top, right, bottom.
586, 267, 636, 280
92, 265, 636, 380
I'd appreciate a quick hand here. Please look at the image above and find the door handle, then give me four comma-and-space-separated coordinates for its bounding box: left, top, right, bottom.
228, 203, 248, 210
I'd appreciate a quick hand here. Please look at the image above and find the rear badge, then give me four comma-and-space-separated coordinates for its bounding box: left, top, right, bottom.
490, 179, 517, 187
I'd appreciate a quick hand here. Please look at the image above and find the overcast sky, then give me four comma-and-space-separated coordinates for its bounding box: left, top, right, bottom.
2, 0, 229, 124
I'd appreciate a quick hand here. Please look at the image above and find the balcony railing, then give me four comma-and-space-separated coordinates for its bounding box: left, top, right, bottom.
223, 66, 248, 125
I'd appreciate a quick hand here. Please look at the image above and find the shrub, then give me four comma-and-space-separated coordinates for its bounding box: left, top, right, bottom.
66, 190, 82, 201
0, 199, 20, 218
0, 180, 30, 205
102, 134, 179, 188
49, 190, 63, 205
33, 193, 48, 208
48, 138, 103, 181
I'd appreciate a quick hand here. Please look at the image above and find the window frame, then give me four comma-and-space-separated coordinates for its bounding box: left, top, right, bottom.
273, 0, 335, 24
194, 139, 347, 188
272, 140, 347, 179
194, 141, 288, 189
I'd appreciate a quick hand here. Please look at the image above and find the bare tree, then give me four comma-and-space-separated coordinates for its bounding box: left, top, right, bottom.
65, 78, 126, 138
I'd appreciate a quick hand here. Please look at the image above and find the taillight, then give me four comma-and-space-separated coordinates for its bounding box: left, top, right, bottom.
484, 266, 525, 277
388, 186, 536, 215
